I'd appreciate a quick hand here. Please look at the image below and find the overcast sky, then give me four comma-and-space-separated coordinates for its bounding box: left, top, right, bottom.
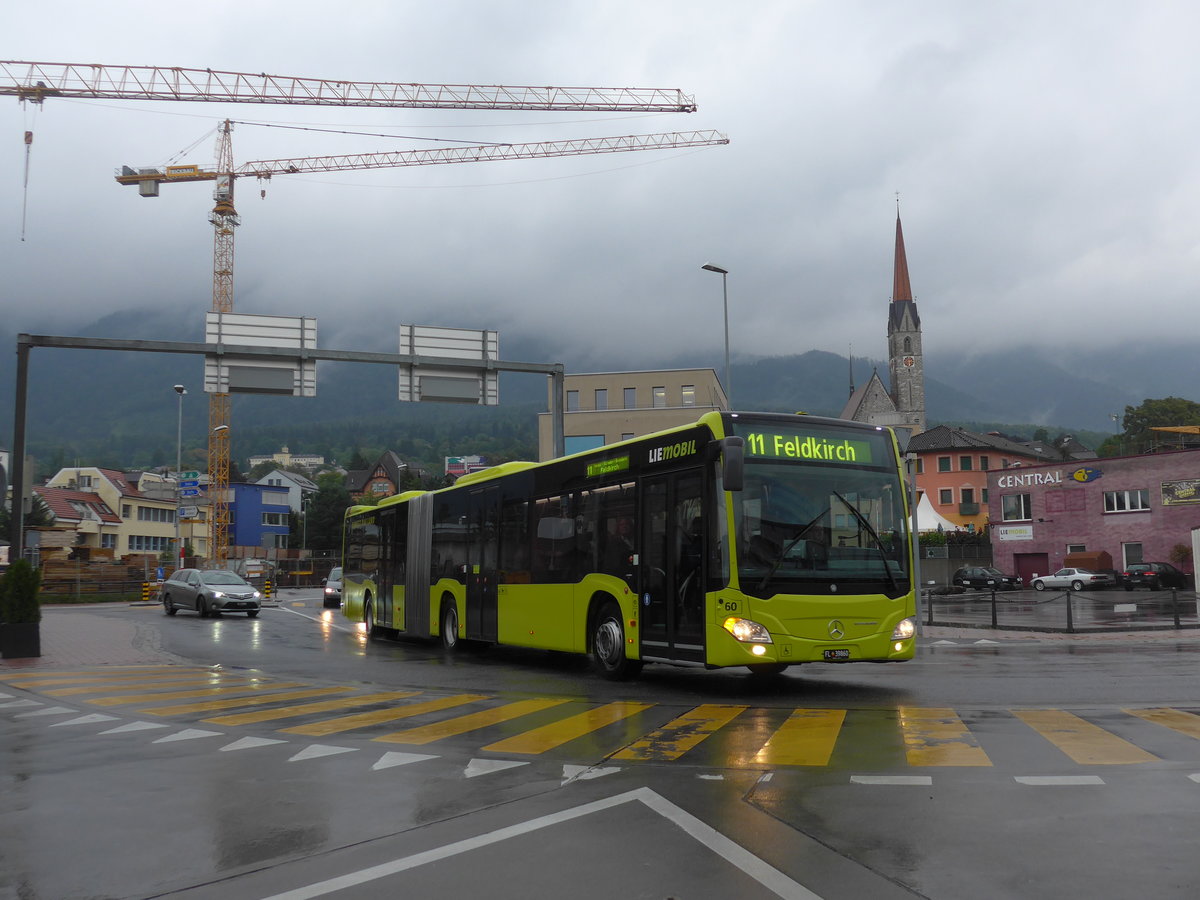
4, 1, 1198, 374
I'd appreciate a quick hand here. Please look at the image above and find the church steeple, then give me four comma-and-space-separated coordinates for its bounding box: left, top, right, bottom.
892, 212, 913, 302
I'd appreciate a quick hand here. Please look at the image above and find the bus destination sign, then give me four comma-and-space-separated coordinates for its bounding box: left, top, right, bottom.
587, 455, 630, 478
743, 430, 873, 464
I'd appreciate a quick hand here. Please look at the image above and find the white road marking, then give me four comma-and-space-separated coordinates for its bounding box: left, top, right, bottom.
221, 736, 288, 752
49, 714, 119, 727
99, 721, 170, 734
1014, 775, 1105, 785
464, 758, 528, 778
561, 764, 620, 784
258, 787, 823, 900
288, 744, 357, 762
373, 751, 438, 771
850, 775, 933, 785
15, 705, 77, 717
152, 728, 225, 744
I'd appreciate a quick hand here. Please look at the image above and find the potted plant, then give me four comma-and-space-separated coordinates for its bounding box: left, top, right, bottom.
0, 558, 43, 659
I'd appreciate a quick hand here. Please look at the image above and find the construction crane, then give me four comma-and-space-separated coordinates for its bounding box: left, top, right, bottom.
4, 61, 726, 566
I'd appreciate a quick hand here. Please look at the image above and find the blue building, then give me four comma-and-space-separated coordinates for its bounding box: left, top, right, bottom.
230, 482, 291, 551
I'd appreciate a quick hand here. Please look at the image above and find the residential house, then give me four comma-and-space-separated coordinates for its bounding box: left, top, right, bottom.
255, 469, 318, 514
906, 427, 1058, 532
346, 451, 423, 501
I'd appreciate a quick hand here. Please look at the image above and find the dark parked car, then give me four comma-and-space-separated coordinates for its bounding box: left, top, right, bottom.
1122, 562, 1187, 591
162, 568, 262, 618
952, 566, 1023, 591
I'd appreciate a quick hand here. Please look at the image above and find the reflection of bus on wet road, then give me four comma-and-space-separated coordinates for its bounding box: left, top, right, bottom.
341, 411, 916, 679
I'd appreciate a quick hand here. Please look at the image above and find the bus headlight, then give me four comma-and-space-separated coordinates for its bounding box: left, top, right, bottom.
722, 617, 773, 643
891, 617, 916, 640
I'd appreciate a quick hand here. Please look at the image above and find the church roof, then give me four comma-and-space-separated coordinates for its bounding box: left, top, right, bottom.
892, 213, 913, 302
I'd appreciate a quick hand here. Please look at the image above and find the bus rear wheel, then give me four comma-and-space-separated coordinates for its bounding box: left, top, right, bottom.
440, 602, 459, 651
591, 602, 642, 681
363, 597, 376, 639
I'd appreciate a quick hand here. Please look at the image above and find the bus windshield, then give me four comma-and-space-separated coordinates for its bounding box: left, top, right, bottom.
731, 439, 910, 599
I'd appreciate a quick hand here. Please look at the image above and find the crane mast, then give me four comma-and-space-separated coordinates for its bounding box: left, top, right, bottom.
5, 60, 724, 568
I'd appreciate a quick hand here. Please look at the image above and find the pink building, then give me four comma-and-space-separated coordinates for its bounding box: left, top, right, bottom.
989, 449, 1200, 585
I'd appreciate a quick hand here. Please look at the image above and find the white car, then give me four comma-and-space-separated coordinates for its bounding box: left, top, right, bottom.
322, 566, 343, 608
1030, 568, 1114, 592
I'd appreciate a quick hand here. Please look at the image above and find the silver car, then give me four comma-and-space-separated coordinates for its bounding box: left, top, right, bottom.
162, 568, 262, 618
1030, 568, 1115, 592
322, 566, 343, 609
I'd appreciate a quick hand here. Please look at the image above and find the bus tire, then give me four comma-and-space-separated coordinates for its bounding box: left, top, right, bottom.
440, 600, 459, 651
363, 595, 376, 639
590, 601, 641, 681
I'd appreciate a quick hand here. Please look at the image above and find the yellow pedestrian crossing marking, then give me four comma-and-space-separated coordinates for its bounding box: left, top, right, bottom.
0, 667, 184, 683
753, 708, 846, 767
133, 686, 348, 715
1014, 709, 1159, 764
201, 692, 419, 726
280, 694, 489, 737
484, 701, 654, 754
85, 682, 309, 707
612, 704, 747, 761
375, 698, 572, 745
44, 676, 264, 697
1125, 707, 1200, 741
900, 707, 993, 767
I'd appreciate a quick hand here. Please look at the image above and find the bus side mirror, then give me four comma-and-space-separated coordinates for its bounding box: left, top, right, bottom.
721, 437, 744, 492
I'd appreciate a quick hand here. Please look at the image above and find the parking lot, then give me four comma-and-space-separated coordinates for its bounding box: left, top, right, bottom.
924, 585, 1200, 633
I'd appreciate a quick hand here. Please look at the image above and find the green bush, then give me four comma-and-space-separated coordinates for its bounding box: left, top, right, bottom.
0, 559, 43, 624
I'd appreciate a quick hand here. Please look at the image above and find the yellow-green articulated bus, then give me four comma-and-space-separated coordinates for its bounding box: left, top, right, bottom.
341, 411, 916, 679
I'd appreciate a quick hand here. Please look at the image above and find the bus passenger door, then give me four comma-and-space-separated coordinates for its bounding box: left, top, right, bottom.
639, 470, 705, 663
466, 486, 500, 642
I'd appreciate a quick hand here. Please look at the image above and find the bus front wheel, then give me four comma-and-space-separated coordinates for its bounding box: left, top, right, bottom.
441, 602, 459, 651
591, 602, 642, 681
747, 663, 790, 676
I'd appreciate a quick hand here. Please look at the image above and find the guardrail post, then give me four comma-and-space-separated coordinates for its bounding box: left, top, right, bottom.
1064, 589, 1074, 633
991, 589, 998, 628
1172, 588, 1181, 628
926, 582, 935, 626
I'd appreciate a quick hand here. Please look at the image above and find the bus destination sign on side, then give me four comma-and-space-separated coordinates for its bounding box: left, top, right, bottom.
587, 455, 630, 478
744, 431, 873, 464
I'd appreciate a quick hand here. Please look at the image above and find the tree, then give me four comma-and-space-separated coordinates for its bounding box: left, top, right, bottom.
0, 494, 55, 536
1117, 397, 1200, 454
305, 473, 355, 556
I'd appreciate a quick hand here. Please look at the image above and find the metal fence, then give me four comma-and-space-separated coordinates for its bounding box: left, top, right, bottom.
924, 587, 1200, 633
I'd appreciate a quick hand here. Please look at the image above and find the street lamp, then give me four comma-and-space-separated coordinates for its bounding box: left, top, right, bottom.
701, 263, 731, 408
173, 384, 186, 570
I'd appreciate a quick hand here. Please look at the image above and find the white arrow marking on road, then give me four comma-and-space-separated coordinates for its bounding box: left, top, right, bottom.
221, 736, 288, 752
1188, 774, 1200, 783
0, 699, 43, 709
974, 639, 1000, 644
373, 751, 438, 771
561, 764, 620, 785
15, 705, 77, 717
49, 714, 119, 727
99, 721, 171, 734
289, 744, 357, 762
464, 758, 528, 778
153, 728, 225, 744
931, 640, 958, 645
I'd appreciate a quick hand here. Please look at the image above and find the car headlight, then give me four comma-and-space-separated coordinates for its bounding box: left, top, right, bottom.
722, 617, 773, 643
211, 590, 226, 599
891, 617, 916, 640
252, 591, 261, 600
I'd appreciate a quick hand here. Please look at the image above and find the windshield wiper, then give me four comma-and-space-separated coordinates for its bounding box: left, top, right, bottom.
755, 505, 830, 593
833, 490, 900, 596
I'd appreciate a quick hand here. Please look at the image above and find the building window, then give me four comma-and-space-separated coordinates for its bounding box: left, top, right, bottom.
1122, 542, 1144, 567
594, 389, 608, 410
981, 489, 988, 503
652, 386, 666, 408
261, 512, 287, 527
959, 456, 973, 471
938, 489, 953, 505
1067, 544, 1086, 554
623, 387, 636, 409
137, 506, 175, 523
1104, 489, 1150, 513
79, 475, 93, 488
566, 390, 579, 411
1001, 459, 1010, 468
564, 435, 606, 455
915, 459, 923, 474
681, 385, 696, 406
100, 534, 117, 549
980, 456, 990, 471
122, 504, 131, 518
961, 488, 975, 504
937, 456, 951, 472
1002, 493, 1032, 521
621, 433, 635, 441
129, 535, 171, 552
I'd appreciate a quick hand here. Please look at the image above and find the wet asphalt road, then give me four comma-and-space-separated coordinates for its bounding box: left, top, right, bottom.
3, 590, 1200, 899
